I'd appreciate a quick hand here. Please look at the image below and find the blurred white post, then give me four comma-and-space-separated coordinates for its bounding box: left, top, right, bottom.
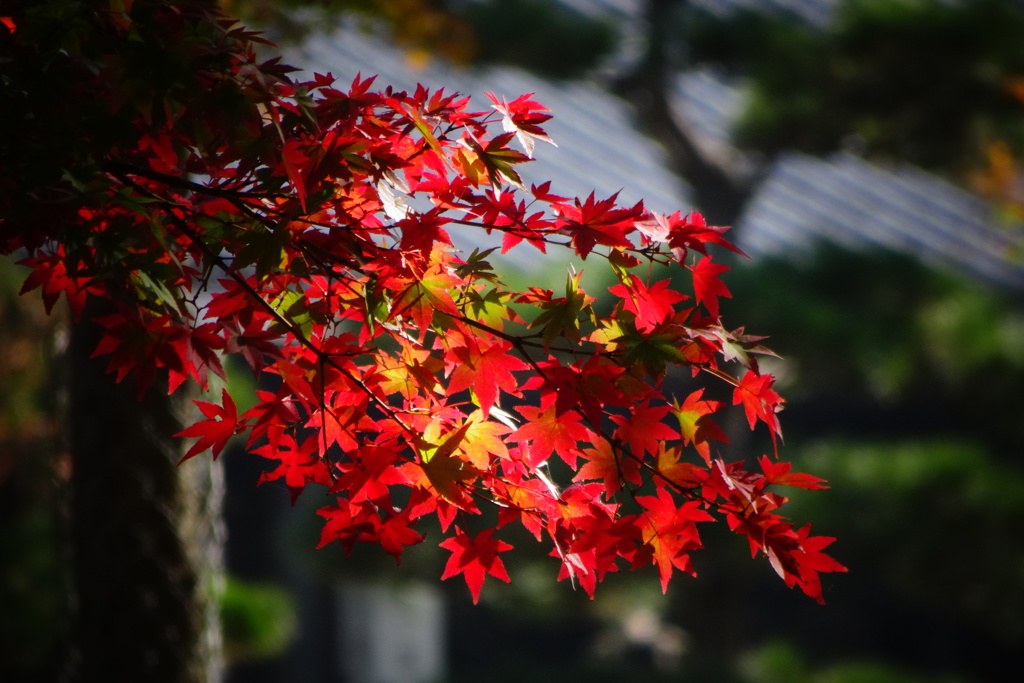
335, 580, 446, 683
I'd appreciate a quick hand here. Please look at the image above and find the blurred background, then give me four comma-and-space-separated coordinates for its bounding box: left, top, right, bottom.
3, 1, 1023, 681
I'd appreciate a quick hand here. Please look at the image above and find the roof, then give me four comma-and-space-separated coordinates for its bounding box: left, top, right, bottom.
741, 152, 1024, 291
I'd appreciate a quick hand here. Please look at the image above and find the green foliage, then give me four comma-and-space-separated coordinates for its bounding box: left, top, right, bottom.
739, 639, 809, 683
739, 637, 977, 683
683, 0, 1024, 172
220, 576, 298, 661
225, 0, 617, 77
723, 246, 1024, 419
458, 0, 617, 79
223, 0, 475, 59
789, 437, 1024, 641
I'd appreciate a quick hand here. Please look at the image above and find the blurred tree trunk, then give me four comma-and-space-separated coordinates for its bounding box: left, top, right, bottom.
0, 267, 69, 681
613, 0, 754, 229
66, 299, 225, 683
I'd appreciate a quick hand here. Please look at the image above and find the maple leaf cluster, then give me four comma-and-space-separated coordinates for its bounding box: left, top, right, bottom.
0, 1, 844, 604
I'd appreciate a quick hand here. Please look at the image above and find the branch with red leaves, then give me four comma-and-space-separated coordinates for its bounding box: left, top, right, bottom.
1, 0, 844, 605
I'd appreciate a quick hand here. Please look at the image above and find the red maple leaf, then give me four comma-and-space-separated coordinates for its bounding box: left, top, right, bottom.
575, 437, 641, 497
176, 389, 244, 461
691, 255, 731, 317
281, 137, 312, 211
611, 401, 679, 457
635, 486, 713, 592
644, 210, 745, 261
333, 443, 409, 503
440, 528, 513, 604
318, 495, 424, 563
520, 355, 630, 428
553, 192, 642, 258
609, 274, 687, 333
242, 387, 301, 450
733, 371, 784, 451
672, 389, 729, 463
788, 525, 848, 604
408, 421, 481, 511
656, 445, 710, 489
511, 397, 591, 467
398, 209, 453, 257
316, 499, 380, 556
446, 334, 527, 417
253, 433, 332, 504
375, 508, 425, 562
486, 92, 555, 157
759, 523, 847, 605
18, 249, 99, 318
758, 455, 828, 490
388, 264, 463, 336
457, 411, 513, 468
163, 321, 227, 394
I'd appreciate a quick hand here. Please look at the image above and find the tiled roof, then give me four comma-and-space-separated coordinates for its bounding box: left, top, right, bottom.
740, 152, 1024, 291
554, 0, 839, 26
